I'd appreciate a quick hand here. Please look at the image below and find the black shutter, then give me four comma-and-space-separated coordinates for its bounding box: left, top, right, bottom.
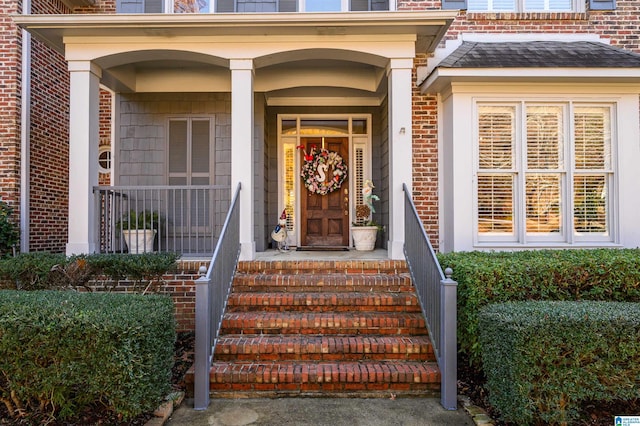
216, 0, 235, 12
589, 0, 615, 9
441, 0, 466, 10
278, 0, 297, 11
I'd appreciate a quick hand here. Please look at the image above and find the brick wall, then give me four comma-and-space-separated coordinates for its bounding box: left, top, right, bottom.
89, 259, 206, 332
399, 0, 640, 251
99, 89, 112, 186
0, 0, 22, 219
28, 0, 72, 252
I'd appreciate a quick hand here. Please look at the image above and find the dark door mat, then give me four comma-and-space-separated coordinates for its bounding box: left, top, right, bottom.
296, 246, 350, 251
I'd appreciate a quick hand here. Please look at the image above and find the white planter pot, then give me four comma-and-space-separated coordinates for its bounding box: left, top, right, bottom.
351, 226, 378, 251
122, 229, 156, 254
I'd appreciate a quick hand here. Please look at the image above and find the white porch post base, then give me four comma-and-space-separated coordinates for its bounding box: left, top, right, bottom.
387, 240, 405, 261
65, 242, 97, 255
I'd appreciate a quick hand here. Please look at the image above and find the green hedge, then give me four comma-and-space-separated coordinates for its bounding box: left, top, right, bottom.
0, 291, 176, 421
437, 249, 640, 365
0, 252, 180, 291
479, 301, 640, 425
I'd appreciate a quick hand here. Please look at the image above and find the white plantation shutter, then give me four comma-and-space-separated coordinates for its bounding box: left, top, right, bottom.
526, 106, 563, 170
477, 175, 515, 234
354, 146, 366, 225
478, 107, 515, 169
525, 174, 562, 234
477, 106, 516, 237
283, 143, 296, 232
573, 107, 611, 235
525, 106, 563, 236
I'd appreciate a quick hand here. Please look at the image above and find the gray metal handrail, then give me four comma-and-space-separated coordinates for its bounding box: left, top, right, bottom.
402, 183, 457, 410
193, 183, 242, 410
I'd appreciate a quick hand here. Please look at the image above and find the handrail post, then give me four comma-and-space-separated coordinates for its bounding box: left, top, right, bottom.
440, 267, 458, 410
194, 273, 211, 410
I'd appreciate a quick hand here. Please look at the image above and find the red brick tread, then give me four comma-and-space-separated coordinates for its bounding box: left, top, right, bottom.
214, 335, 435, 361
226, 291, 421, 313
232, 272, 414, 292
220, 311, 428, 335
236, 260, 408, 274
208, 361, 440, 387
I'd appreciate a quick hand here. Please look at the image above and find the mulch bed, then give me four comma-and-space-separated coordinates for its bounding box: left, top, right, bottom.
0, 332, 195, 426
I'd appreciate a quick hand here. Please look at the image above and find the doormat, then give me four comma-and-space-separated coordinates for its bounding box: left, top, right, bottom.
296, 246, 350, 252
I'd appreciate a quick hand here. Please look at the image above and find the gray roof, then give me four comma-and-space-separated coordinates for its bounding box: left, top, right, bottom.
438, 41, 640, 68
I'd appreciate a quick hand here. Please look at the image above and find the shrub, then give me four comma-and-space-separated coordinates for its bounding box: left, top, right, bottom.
0, 290, 176, 421
479, 301, 640, 425
0, 202, 19, 258
0, 252, 67, 290
437, 249, 640, 365
0, 252, 180, 292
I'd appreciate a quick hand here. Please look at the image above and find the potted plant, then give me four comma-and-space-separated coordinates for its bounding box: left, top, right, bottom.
116, 209, 164, 254
351, 180, 381, 251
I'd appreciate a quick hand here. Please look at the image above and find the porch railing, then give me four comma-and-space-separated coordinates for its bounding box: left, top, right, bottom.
93, 185, 230, 255
402, 183, 458, 410
193, 183, 241, 410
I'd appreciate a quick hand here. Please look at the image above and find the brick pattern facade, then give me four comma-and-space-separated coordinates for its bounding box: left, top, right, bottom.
0, 0, 23, 218
99, 89, 111, 186
397, 0, 640, 251
7, 0, 639, 255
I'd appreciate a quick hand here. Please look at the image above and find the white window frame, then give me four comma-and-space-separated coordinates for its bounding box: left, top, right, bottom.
473, 100, 617, 246
148, 0, 396, 13
467, 0, 583, 13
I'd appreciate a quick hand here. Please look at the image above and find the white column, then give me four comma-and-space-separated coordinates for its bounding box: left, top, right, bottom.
387, 58, 414, 260
230, 59, 255, 260
66, 61, 101, 255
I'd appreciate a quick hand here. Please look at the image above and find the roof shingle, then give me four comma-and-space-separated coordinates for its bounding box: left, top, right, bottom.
438, 41, 640, 68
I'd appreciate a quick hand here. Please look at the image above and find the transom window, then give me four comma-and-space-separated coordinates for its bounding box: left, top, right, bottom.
476, 102, 615, 244
118, 0, 389, 13
468, 0, 573, 11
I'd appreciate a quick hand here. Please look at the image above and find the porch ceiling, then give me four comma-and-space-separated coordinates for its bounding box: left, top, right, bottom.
14, 11, 456, 56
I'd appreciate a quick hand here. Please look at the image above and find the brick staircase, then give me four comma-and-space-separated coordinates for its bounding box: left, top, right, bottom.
191, 259, 440, 398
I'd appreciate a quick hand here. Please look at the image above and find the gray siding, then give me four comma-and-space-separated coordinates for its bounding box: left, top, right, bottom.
117, 93, 231, 186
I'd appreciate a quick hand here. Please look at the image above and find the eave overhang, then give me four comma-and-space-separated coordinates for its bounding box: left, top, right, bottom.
421, 67, 640, 94
14, 11, 457, 56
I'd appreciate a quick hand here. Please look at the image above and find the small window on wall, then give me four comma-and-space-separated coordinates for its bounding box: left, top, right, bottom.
98, 146, 112, 174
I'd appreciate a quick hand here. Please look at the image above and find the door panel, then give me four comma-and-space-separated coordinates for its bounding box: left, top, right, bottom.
300, 137, 349, 247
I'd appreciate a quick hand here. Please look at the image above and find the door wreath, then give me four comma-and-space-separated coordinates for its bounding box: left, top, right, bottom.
297, 145, 348, 195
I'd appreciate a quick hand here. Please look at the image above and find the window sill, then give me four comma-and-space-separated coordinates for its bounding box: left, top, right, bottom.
473, 242, 621, 249
465, 11, 588, 20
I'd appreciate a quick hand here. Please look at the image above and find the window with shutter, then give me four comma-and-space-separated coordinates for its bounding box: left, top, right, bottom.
477, 106, 516, 238
118, 0, 388, 12
573, 107, 612, 236
467, 0, 580, 12
475, 102, 615, 244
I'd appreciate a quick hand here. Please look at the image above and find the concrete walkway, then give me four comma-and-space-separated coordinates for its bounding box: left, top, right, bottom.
166, 397, 476, 426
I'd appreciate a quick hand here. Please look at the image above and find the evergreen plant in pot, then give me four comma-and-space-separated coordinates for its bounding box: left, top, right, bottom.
117, 209, 163, 254
351, 180, 380, 251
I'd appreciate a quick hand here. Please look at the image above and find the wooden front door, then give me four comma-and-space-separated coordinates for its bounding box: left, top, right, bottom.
300, 137, 349, 247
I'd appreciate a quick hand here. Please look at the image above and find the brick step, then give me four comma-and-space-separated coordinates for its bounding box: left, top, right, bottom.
214, 335, 435, 362
232, 273, 414, 293
220, 312, 428, 335
204, 360, 440, 396
236, 260, 408, 275
226, 292, 422, 313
